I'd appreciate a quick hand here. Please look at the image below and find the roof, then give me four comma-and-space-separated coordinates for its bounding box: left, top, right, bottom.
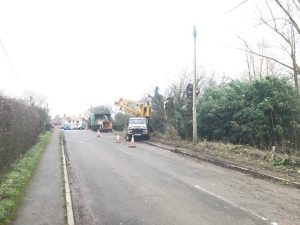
63, 115, 83, 121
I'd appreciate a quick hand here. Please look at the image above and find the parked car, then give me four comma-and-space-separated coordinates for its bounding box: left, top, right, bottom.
63, 124, 71, 130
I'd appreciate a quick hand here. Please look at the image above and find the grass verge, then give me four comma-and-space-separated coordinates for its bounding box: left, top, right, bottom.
151, 132, 300, 183
0, 132, 51, 225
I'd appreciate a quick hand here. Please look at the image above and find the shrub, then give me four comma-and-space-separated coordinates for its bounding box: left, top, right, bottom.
198, 76, 300, 151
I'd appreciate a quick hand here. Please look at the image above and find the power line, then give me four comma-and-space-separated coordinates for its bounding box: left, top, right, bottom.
0, 38, 18, 78
226, 0, 249, 14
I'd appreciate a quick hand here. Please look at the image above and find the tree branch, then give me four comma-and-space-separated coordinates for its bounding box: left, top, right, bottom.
274, 0, 300, 34
262, 18, 291, 44
236, 46, 293, 70
265, 0, 277, 28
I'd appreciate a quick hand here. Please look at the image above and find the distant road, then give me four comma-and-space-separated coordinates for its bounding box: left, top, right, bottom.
64, 130, 300, 225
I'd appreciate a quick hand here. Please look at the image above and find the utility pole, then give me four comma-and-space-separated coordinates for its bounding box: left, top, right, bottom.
193, 26, 198, 144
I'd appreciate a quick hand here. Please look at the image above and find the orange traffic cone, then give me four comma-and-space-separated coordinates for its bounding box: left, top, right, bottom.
115, 135, 121, 143
129, 135, 136, 148
97, 129, 101, 138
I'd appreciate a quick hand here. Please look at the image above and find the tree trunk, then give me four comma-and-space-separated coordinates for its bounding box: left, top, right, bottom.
292, 50, 299, 92
293, 64, 299, 92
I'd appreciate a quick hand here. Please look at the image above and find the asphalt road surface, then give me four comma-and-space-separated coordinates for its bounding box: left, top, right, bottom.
64, 130, 300, 225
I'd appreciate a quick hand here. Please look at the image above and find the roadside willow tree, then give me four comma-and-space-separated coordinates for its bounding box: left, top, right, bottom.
113, 112, 130, 131
165, 71, 192, 139
198, 76, 300, 151
150, 87, 166, 133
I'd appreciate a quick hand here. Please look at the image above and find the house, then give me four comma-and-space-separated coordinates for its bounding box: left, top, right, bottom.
62, 115, 85, 130
51, 115, 62, 127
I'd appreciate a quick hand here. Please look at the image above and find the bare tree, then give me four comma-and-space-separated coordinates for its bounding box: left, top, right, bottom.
239, 0, 300, 90
22, 90, 47, 108
259, 0, 300, 90
164, 67, 216, 139
165, 67, 216, 101
239, 38, 280, 80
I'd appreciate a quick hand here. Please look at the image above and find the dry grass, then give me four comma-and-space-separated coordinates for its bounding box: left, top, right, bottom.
151, 132, 300, 181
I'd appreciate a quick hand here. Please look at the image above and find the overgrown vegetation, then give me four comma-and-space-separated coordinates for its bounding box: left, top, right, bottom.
151, 132, 300, 180
151, 76, 300, 155
199, 76, 300, 151
0, 93, 50, 173
0, 132, 51, 225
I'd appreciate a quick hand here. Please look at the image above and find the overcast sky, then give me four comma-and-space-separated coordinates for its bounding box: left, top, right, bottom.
0, 0, 267, 117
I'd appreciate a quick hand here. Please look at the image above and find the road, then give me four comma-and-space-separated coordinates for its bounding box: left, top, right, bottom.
64, 130, 300, 225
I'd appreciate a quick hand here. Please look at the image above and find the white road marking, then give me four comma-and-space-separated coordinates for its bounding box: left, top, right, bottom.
193, 184, 269, 222
271, 222, 278, 225
62, 135, 75, 225
118, 148, 131, 155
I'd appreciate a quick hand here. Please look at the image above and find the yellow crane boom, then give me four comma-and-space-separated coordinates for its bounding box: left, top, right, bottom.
115, 98, 151, 118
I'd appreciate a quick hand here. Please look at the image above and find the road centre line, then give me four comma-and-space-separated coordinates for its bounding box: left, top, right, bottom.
117, 148, 131, 155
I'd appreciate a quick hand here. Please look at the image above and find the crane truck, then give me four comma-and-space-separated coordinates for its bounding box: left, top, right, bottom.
115, 97, 151, 141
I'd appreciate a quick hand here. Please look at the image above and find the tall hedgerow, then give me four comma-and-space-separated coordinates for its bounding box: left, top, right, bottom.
0, 94, 50, 173
198, 76, 300, 151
